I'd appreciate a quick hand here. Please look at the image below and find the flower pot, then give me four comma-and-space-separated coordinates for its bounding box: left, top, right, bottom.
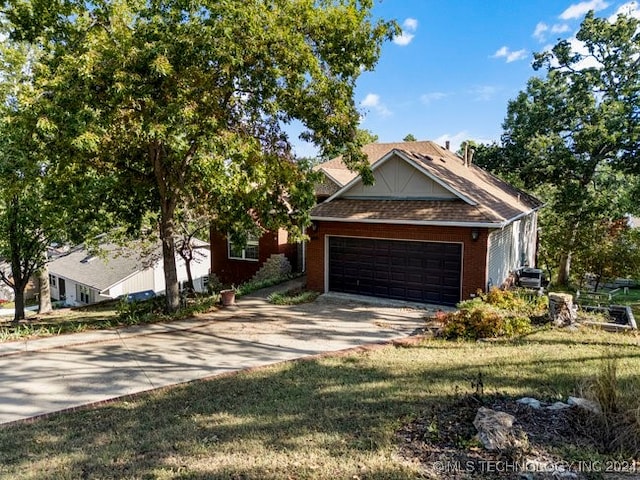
220, 289, 236, 306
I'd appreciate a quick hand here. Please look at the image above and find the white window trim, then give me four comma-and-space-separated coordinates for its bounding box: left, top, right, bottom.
228, 234, 259, 262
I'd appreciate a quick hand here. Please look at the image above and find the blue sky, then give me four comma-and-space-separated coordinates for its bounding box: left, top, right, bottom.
291, 0, 639, 157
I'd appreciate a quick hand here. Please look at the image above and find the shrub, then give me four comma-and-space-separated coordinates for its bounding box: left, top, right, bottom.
234, 275, 293, 297
440, 289, 536, 340
268, 289, 319, 305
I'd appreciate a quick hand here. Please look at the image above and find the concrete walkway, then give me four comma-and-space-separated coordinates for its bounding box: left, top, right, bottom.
0, 281, 433, 425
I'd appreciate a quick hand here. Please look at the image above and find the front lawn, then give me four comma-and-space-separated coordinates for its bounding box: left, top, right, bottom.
0, 328, 638, 479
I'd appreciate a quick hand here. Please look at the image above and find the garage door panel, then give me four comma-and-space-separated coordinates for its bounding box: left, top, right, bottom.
328, 237, 461, 306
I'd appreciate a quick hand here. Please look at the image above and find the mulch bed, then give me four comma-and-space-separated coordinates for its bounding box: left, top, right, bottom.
397, 394, 638, 479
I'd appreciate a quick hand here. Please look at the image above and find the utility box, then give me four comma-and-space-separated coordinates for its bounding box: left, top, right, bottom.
517, 268, 543, 289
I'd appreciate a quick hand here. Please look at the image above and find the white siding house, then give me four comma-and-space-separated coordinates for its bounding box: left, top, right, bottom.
486, 213, 538, 290
49, 239, 211, 306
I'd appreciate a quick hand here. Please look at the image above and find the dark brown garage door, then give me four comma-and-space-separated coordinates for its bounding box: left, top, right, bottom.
328, 237, 462, 305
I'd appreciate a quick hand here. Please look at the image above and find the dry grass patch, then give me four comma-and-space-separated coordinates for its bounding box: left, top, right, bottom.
0, 328, 639, 479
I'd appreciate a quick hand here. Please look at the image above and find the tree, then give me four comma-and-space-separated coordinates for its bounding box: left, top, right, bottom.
402, 133, 416, 142
323, 127, 379, 159
174, 208, 209, 294
0, 32, 58, 322
8, 0, 397, 313
571, 218, 640, 291
496, 10, 640, 286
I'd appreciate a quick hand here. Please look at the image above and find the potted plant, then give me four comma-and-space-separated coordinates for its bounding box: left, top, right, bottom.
219, 286, 236, 306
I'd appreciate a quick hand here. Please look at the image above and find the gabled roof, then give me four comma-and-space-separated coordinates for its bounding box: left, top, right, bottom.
312, 141, 542, 227
48, 242, 153, 293
48, 239, 209, 293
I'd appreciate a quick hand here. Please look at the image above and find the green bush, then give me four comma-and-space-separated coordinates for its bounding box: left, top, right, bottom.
268, 289, 319, 305
441, 288, 537, 340
233, 275, 293, 297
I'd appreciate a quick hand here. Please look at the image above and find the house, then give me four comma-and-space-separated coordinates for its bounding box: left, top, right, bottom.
306, 141, 543, 306
48, 239, 211, 306
209, 228, 301, 286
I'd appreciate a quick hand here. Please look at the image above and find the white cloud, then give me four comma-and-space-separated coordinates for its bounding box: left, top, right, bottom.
420, 92, 447, 105
533, 22, 549, 41
535, 22, 571, 41
492, 46, 528, 63
551, 23, 571, 33
469, 85, 499, 101
393, 32, 414, 46
609, 1, 640, 20
435, 132, 497, 154
560, 0, 609, 20
360, 93, 392, 117
393, 17, 418, 46
434, 132, 469, 153
403, 18, 418, 31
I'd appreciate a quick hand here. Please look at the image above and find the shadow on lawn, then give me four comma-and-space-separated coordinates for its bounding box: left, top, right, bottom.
1, 333, 639, 479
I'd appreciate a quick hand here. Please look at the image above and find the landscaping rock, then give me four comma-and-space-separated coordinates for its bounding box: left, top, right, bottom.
517, 397, 542, 409
547, 401, 571, 411
473, 406, 527, 451
567, 396, 601, 414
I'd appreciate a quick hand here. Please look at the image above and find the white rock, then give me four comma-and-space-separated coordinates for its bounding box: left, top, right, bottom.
567, 396, 601, 414
547, 401, 571, 410
517, 397, 542, 409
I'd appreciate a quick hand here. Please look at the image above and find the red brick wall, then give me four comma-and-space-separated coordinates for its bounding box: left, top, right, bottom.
306, 221, 488, 303
210, 228, 299, 286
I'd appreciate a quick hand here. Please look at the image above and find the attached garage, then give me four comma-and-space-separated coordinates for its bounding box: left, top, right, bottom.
328, 236, 462, 305
307, 141, 543, 306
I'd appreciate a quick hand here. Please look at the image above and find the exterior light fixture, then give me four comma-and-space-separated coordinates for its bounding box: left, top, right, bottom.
471, 228, 480, 241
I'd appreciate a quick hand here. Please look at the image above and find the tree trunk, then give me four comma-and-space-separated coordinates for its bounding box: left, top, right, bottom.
37, 259, 52, 314
556, 252, 572, 287
12, 286, 25, 324
8, 195, 25, 323
160, 213, 180, 313
184, 256, 195, 293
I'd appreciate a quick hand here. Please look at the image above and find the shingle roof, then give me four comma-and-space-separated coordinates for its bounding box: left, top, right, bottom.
312, 141, 542, 226
48, 239, 209, 292
311, 198, 499, 224
48, 242, 153, 292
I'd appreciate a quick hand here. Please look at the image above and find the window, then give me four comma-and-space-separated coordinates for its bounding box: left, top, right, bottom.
228, 233, 259, 261
77, 285, 92, 304
49, 275, 57, 288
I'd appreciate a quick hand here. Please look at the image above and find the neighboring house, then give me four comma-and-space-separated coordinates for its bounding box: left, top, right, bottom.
48, 239, 211, 306
307, 141, 543, 306
209, 228, 300, 286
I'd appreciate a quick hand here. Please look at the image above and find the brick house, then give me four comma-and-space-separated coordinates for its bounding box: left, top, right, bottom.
306, 141, 542, 306
209, 228, 300, 286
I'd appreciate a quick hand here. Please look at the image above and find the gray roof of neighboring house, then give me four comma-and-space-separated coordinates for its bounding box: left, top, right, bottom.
48, 243, 152, 292
48, 238, 209, 293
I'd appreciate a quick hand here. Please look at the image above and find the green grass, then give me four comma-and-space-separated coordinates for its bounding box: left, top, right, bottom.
0, 296, 219, 342
0, 328, 638, 479
268, 288, 320, 305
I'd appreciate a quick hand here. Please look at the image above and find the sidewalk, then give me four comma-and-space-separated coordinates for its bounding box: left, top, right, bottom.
0, 278, 306, 357
0, 279, 431, 425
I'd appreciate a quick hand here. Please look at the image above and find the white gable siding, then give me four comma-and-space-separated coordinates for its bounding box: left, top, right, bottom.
106, 268, 155, 298
486, 213, 538, 289
343, 156, 456, 199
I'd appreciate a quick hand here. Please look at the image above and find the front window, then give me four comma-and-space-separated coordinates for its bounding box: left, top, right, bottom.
78, 285, 92, 304
228, 233, 259, 261
49, 275, 57, 288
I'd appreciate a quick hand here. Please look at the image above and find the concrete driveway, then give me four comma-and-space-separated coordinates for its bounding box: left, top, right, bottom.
0, 284, 434, 425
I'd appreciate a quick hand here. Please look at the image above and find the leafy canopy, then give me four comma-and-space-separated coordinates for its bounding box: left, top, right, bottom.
6, 0, 397, 311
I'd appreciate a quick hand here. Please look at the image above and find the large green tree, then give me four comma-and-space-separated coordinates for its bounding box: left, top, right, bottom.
7, 0, 397, 312
490, 10, 640, 286
0, 31, 61, 321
